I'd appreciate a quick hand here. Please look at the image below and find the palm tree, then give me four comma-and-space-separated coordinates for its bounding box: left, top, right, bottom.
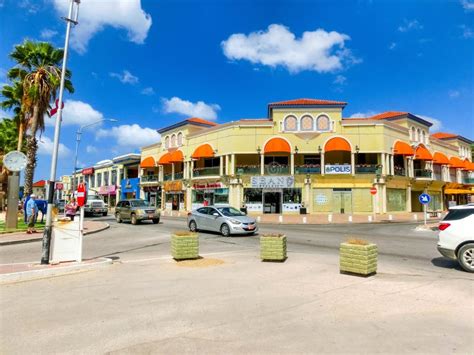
8, 40, 74, 195
1, 81, 28, 151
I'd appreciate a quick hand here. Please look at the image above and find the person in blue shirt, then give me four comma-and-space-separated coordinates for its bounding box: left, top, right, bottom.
26, 194, 39, 234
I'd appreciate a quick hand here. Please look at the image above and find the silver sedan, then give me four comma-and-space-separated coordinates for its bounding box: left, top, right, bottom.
187, 205, 258, 237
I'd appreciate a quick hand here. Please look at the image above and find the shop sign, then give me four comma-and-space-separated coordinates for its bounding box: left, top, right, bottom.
99, 185, 117, 195
251, 176, 294, 189
82, 167, 94, 175
164, 181, 183, 192
315, 194, 329, 205
324, 164, 351, 174
193, 182, 223, 190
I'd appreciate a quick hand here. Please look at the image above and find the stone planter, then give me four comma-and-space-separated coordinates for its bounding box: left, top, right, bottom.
171, 232, 199, 260
260, 234, 287, 262
340, 242, 377, 276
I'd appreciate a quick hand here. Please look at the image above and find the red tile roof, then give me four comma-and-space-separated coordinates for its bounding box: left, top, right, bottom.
370, 112, 408, 120
269, 98, 347, 106
33, 180, 46, 187
431, 132, 458, 140
186, 117, 218, 126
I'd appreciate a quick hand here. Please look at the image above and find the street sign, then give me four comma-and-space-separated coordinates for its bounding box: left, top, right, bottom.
77, 182, 86, 207
370, 187, 377, 195
55, 182, 64, 190
419, 193, 431, 205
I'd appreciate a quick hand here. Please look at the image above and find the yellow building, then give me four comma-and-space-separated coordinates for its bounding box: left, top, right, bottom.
140, 99, 474, 214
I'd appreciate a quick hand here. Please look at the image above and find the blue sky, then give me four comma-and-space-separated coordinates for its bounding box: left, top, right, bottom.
1, 0, 473, 182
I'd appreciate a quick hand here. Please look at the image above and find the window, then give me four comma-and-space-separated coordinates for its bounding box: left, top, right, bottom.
410, 126, 415, 141
104, 171, 109, 186
97, 173, 102, 186
443, 209, 474, 221
300, 115, 314, 131
164, 136, 170, 149
177, 132, 183, 146
284, 116, 297, 131
111, 170, 117, 185
421, 131, 425, 144
217, 206, 244, 216
244, 188, 262, 203
197, 207, 210, 214
417, 128, 421, 142
316, 115, 330, 131
90, 174, 95, 188
304, 155, 320, 165
171, 134, 176, 147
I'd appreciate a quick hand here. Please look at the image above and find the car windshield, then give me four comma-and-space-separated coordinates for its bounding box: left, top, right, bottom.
130, 200, 149, 207
217, 207, 244, 217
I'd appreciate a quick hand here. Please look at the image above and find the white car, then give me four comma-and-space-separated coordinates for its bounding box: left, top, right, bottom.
437, 204, 474, 272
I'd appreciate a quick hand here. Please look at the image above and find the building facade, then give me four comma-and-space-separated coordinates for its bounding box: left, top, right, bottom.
140, 98, 473, 215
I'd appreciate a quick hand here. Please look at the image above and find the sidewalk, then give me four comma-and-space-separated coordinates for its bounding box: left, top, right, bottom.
0, 220, 109, 246
161, 210, 444, 225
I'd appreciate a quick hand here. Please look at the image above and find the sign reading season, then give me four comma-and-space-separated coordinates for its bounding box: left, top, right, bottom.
324, 164, 351, 174
251, 176, 295, 188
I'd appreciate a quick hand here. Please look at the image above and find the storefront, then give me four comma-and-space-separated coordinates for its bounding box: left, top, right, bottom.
191, 182, 229, 210
120, 177, 140, 200
143, 186, 161, 208
99, 185, 117, 207
163, 181, 185, 210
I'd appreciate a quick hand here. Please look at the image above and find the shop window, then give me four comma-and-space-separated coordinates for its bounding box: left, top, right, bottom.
177, 132, 183, 146
214, 188, 229, 204
164, 136, 170, 149
387, 189, 406, 211
244, 188, 263, 203
316, 115, 330, 131
304, 155, 320, 165
171, 134, 177, 147
284, 116, 297, 131
204, 157, 220, 167
283, 188, 301, 204
300, 115, 314, 131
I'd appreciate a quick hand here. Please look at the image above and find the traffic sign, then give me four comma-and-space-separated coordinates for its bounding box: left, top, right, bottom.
77, 182, 86, 207
370, 187, 377, 195
419, 193, 431, 205
55, 182, 64, 190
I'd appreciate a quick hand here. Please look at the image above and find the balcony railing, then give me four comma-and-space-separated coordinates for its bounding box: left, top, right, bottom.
394, 166, 406, 176
141, 175, 159, 183
355, 165, 379, 174
163, 173, 172, 181
193, 166, 220, 176
464, 177, 474, 184
236, 166, 260, 175
415, 169, 432, 178
264, 164, 290, 175
174, 172, 183, 180
295, 165, 321, 174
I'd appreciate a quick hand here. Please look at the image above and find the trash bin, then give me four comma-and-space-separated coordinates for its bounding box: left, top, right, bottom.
300, 207, 307, 215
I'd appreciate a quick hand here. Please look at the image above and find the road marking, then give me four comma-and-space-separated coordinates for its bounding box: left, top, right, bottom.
121, 249, 254, 264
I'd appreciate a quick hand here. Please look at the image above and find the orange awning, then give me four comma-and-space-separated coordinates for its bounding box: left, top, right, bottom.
324, 137, 351, 152
158, 153, 172, 165
169, 150, 184, 163
449, 157, 465, 169
192, 144, 214, 159
414, 145, 433, 161
264, 137, 291, 154
140, 156, 156, 168
469, 161, 474, 171
464, 159, 474, 171
393, 141, 414, 156
432, 152, 450, 165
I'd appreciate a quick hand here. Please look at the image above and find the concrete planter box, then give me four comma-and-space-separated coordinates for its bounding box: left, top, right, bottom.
340, 242, 377, 276
260, 235, 287, 262
171, 232, 199, 260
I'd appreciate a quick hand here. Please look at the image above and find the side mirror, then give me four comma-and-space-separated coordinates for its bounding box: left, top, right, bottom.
212, 212, 219, 217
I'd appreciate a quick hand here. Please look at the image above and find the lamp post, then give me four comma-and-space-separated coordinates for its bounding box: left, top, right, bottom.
41, 0, 80, 265
72, 118, 118, 193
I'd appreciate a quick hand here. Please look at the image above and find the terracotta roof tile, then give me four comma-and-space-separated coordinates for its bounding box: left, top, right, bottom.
431, 132, 458, 140
269, 98, 347, 106
370, 112, 408, 120
33, 180, 46, 187
186, 117, 218, 126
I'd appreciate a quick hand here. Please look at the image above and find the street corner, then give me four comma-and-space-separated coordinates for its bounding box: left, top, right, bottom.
0, 257, 114, 285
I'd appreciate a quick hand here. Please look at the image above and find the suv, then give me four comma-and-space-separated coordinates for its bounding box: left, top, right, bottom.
83, 198, 108, 217
437, 203, 474, 273
115, 199, 160, 225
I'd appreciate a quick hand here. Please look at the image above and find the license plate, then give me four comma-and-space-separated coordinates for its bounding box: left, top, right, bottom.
148, 214, 154, 218
248, 225, 255, 230
95, 209, 100, 212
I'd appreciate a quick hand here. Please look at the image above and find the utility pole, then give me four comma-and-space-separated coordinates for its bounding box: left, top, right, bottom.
41, 0, 80, 264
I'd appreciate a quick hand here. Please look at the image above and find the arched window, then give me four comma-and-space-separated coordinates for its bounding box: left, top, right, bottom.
164, 136, 170, 149
284, 116, 297, 131
171, 134, 177, 147
410, 126, 415, 141
177, 132, 183, 146
316, 115, 330, 131
416, 128, 421, 142
300, 115, 314, 131
421, 131, 425, 144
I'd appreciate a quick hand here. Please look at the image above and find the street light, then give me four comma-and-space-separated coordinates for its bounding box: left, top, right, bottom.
72, 118, 118, 193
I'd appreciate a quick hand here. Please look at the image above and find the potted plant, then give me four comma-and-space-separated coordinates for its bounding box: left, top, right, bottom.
171, 231, 199, 260
340, 238, 377, 276
260, 233, 287, 262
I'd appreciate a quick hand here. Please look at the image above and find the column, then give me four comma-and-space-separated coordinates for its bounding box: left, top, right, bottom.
231, 154, 235, 176
406, 184, 412, 212
260, 154, 264, 175
382, 184, 387, 213
351, 153, 355, 176
290, 153, 295, 175
390, 154, 394, 176
186, 185, 192, 211
219, 156, 224, 176
159, 165, 163, 182
410, 158, 414, 178
225, 155, 230, 175
171, 163, 175, 180
321, 153, 325, 176
183, 161, 188, 180
381, 153, 386, 175
190, 161, 194, 179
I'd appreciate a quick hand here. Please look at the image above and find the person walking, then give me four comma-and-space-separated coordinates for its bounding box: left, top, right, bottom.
65, 197, 78, 221
26, 194, 38, 234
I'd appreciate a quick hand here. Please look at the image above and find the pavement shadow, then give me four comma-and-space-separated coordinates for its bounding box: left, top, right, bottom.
431, 257, 463, 271
93, 242, 164, 259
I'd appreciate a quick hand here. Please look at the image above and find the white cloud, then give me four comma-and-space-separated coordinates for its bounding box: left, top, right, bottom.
221, 24, 359, 73
349, 111, 377, 118
18, 0, 40, 14
110, 70, 139, 85
40, 29, 58, 40
96, 124, 160, 148
388, 42, 397, 50
37, 135, 71, 158
46, 100, 103, 126
448, 90, 460, 98
162, 97, 220, 121
398, 19, 423, 32
459, 25, 474, 39
141, 87, 155, 95
416, 114, 443, 131
86, 145, 98, 153
461, 0, 474, 11
333, 75, 347, 85
52, 0, 152, 54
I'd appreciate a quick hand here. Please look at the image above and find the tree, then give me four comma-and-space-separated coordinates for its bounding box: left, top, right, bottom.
0, 118, 25, 156
1, 81, 28, 151
8, 40, 74, 195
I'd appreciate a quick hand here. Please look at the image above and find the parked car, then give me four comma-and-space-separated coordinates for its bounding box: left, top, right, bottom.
115, 199, 160, 225
187, 205, 258, 237
437, 203, 474, 273
83, 198, 108, 217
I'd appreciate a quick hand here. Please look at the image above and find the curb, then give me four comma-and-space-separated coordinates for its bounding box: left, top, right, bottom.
0, 223, 110, 247
0, 257, 113, 284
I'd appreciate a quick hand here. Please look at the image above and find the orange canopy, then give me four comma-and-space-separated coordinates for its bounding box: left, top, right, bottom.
464, 159, 474, 171
192, 144, 214, 159
324, 137, 351, 152
432, 152, 450, 165
393, 141, 414, 156
158, 153, 172, 165
140, 156, 156, 168
449, 157, 465, 169
414, 145, 433, 161
469, 161, 474, 171
169, 150, 184, 163
264, 138, 291, 154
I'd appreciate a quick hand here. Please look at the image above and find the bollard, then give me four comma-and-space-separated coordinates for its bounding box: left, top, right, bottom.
348, 215, 353, 223
278, 215, 283, 223
328, 214, 333, 223
368, 215, 373, 222
414, 214, 418, 220
303, 216, 307, 224
388, 214, 393, 221
257, 216, 261, 222
177, 212, 181, 217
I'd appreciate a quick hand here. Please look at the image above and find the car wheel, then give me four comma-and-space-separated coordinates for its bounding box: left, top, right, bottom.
152, 218, 160, 224
115, 213, 122, 223
457, 243, 474, 273
220, 223, 230, 237
131, 214, 139, 225
189, 220, 198, 232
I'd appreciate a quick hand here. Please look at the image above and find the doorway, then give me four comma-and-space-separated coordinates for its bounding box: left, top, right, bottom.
263, 191, 281, 214
332, 188, 352, 214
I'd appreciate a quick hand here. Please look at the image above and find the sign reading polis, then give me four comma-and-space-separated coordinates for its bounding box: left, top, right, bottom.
324, 164, 351, 174
251, 176, 295, 189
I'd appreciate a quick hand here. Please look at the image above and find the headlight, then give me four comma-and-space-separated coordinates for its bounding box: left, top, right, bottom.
136, 209, 145, 215
229, 218, 241, 225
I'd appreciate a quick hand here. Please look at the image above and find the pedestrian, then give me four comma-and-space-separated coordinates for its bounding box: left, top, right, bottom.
26, 194, 38, 234
65, 197, 78, 221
